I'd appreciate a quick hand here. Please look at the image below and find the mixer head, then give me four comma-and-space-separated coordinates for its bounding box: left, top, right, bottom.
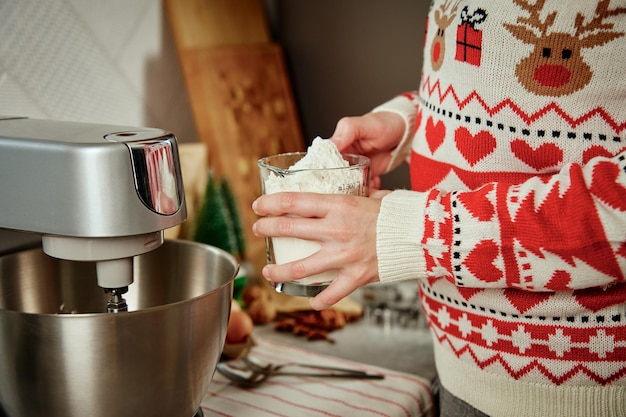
0, 117, 187, 311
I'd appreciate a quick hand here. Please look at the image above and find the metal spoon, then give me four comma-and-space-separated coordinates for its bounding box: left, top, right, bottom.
216, 357, 384, 388
216, 363, 271, 388
242, 355, 383, 378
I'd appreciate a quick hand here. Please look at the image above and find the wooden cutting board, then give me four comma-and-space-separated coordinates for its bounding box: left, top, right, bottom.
165, 0, 271, 49
165, 0, 305, 274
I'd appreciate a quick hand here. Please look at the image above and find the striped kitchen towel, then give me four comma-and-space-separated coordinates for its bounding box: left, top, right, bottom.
201, 337, 434, 417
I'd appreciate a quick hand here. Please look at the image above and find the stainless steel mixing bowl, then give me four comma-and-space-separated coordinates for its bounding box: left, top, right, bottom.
0, 239, 238, 417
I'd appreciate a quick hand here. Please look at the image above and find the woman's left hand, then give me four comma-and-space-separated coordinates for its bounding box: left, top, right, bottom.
252, 190, 389, 310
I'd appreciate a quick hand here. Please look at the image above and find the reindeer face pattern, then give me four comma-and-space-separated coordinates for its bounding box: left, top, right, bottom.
431, 0, 461, 71
504, 0, 626, 97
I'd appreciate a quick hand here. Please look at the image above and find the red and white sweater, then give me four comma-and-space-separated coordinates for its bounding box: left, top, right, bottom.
374, 1, 626, 415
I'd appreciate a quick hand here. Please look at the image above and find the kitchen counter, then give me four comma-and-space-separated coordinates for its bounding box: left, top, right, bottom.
253, 281, 437, 381
254, 318, 436, 380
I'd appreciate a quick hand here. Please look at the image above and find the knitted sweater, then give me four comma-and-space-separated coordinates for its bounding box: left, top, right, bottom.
374, 1, 626, 416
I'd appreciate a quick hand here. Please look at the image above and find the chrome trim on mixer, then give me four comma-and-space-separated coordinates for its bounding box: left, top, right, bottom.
105, 131, 184, 216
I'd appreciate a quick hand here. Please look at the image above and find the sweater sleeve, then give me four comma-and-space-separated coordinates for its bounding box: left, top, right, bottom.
371, 92, 419, 173
376, 151, 626, 292
376, 189, 428, 283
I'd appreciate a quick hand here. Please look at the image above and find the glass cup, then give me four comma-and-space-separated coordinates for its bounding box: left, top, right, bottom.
258, 152, 370, 297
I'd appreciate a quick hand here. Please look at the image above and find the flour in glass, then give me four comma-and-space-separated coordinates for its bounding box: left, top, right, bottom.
263, 137, 367, 286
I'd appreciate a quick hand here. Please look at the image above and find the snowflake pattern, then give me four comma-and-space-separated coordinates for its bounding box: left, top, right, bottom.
590, 330, 616, 359
548, 328, 571, 357
425, 290, 626, 361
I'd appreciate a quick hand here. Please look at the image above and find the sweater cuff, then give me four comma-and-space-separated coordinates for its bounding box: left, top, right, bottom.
372, 95, 416, 173
376, 189, 427, 283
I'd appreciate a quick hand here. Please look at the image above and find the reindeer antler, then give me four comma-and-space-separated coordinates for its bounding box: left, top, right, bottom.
438, 0, 461, 13
574, 0, 626, 36
512, 0, 556, 35
435, 0, 462, 29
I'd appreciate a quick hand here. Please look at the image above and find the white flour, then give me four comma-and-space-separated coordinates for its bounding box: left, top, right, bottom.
264, 137, 362, 195
262, 137, 367, 286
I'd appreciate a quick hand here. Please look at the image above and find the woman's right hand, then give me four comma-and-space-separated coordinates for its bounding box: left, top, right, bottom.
329, 111, 405, 189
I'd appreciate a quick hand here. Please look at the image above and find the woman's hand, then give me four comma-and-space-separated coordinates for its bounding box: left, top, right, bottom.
252, 190, 390, 310
330, 111, 405, 189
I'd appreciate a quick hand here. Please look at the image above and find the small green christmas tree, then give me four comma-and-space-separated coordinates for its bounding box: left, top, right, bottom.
220, 177, 246, 259
192, 170, 239, 256
193, 170, 248, 301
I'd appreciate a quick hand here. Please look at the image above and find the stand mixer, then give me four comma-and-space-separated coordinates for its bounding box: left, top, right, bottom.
0, 117, 238, 417
0, 116, 186, 311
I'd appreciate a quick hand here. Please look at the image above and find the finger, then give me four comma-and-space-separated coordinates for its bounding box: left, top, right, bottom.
253, 215, 331, 241
309, 273, 361, 311
261, 240, 351, 282
330, 116, 357, 152
368, 155, 392, 179
253, 192, 358, 218
253, 192, 324, 217
370, 176, 381, 190
370, 189, 391, 199
261, 260, 319, 284
331, 116, 384, 155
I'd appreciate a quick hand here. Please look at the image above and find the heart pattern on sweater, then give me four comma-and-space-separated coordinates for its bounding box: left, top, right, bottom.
463, 239, 502, 283
425, 116, 445, 154
454, 127, 497, 166
510, 140, 563, 170
504, 288, 552, 314
582, 145, 614, 164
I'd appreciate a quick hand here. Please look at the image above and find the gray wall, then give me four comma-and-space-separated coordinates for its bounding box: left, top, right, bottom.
267, 0, 430, 188
0, 0, 195, 253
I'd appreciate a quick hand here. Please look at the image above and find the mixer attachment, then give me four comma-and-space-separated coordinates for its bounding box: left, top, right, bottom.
105, 287, 129, 313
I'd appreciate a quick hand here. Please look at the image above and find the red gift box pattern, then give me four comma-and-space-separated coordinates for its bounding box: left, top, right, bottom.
455, 7, 487, 66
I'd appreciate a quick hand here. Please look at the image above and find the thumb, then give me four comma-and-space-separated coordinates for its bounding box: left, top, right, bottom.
329, 117, 353, 152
